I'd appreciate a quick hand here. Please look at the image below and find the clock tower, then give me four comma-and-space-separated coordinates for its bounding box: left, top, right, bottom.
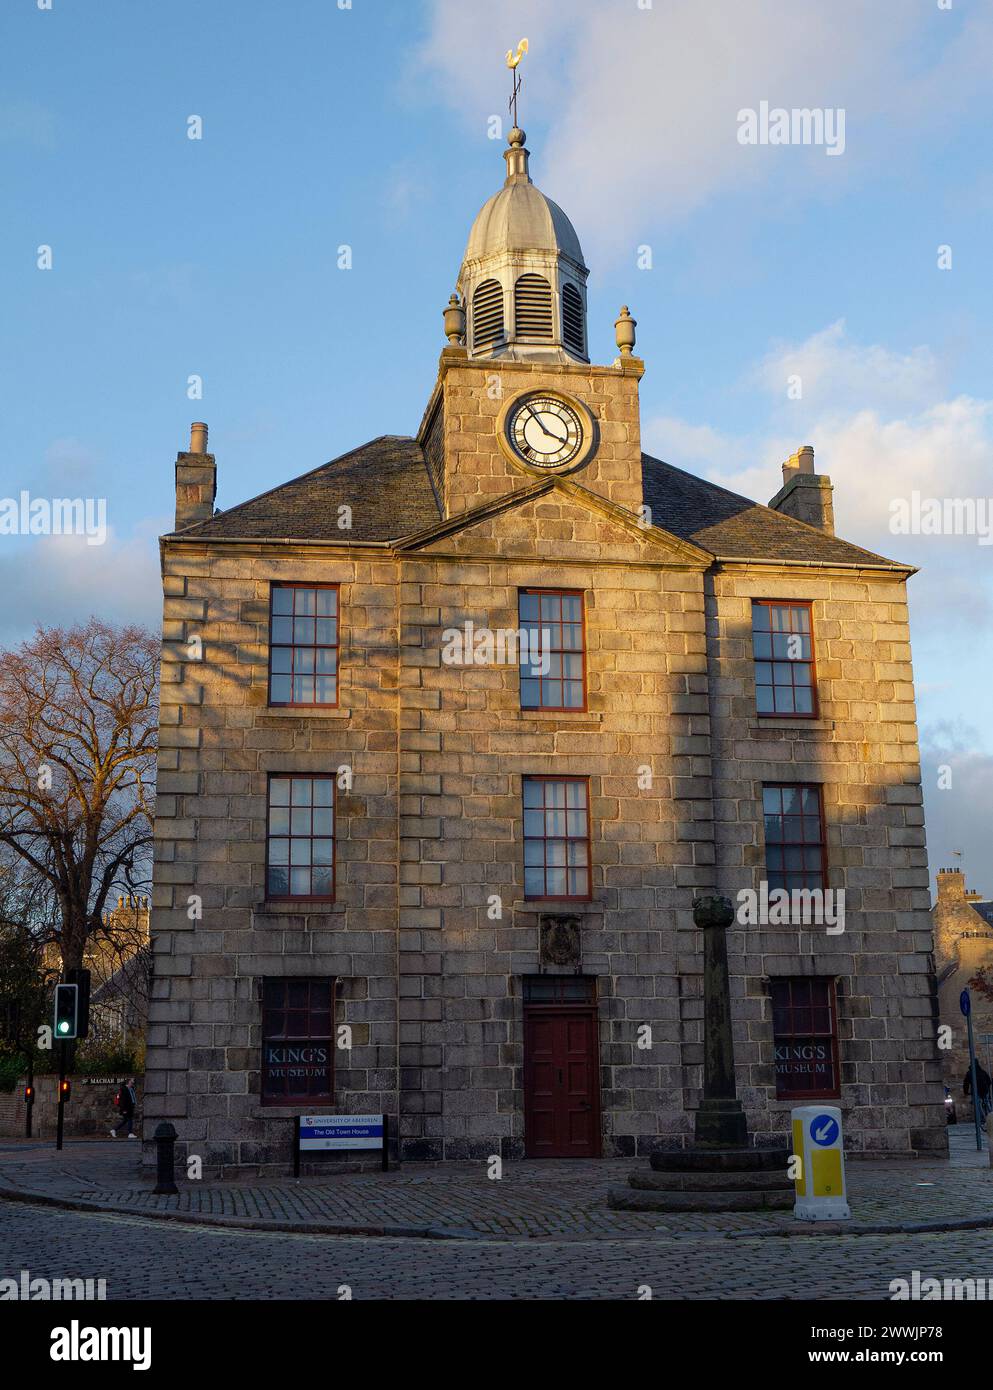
419, 125, 647, 521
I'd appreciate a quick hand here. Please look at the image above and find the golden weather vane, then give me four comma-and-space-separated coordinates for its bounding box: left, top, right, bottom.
506, 37, 528, 128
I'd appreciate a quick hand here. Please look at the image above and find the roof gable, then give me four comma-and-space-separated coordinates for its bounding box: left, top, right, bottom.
399, 477, 710, 567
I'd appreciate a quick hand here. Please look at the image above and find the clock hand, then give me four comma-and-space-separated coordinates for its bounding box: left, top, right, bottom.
524, 405, 568, 445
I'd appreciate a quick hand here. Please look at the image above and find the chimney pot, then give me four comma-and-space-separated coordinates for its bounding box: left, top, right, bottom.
769, 443, 834, 534
175, 423, 216, 530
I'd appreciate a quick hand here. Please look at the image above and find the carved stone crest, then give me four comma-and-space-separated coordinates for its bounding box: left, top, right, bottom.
539, 915, 581, 968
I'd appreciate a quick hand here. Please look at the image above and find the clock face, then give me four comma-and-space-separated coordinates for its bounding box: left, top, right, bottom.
506, 393, 585, 469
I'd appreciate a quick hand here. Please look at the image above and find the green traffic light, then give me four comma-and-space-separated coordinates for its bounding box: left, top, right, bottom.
58, 1021, 69, 1034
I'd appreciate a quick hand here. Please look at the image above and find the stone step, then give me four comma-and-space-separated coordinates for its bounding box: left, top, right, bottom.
627, 1168, 792, 1193
607, 1185, 795, 1213
650, 1146, 788, 1173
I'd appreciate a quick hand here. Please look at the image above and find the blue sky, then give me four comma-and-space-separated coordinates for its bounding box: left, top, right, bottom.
3, 0, 991, 890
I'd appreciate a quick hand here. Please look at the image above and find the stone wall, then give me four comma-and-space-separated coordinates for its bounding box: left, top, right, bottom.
395, 493, 710, 1157
0, 1077, 140, 1139
706, 568, 945, 1156
436, 354, 646, 519
147, 547, 401, 1171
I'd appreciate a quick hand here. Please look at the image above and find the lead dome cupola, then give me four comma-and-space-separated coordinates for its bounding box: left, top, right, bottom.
456, 128, 590, 364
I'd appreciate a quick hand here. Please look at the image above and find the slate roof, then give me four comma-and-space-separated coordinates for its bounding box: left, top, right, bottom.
173, 436, 441, 543
640, 453, 903, 568
971, 902, 993, 931
171, 435, 906, 569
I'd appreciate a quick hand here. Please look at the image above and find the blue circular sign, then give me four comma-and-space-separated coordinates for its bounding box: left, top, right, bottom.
810, 1113, 840, 1147
960, 990, 971, 1017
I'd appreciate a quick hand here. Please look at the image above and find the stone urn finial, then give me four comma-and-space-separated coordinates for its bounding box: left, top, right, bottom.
615, 305, 637, 356
443, 293, 466, 345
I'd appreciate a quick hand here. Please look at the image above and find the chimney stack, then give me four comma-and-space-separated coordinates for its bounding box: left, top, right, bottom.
174, 421, 216, 531
768, 444, 834, 534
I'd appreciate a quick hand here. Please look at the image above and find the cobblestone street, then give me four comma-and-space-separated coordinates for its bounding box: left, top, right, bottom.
2, 1130, 993, 1301
1, 1130, 989, 1242
5, 1198, 993, 1301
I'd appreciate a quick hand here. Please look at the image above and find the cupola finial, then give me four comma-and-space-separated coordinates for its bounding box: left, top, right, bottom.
506, 37, 528, 127
504, 39, 531, 184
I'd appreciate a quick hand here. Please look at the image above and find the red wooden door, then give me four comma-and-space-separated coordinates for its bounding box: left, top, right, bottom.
524, 1007, 600, 1157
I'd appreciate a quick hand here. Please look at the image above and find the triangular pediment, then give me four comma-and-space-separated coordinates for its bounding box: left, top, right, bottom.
397, 478, 711, 568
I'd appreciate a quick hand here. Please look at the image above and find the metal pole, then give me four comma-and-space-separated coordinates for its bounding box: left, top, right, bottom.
293, 1115, 300, 1180
966, 1009, 983, 1152
55, 1040, 66, 1151
25, 1055, 34, 1139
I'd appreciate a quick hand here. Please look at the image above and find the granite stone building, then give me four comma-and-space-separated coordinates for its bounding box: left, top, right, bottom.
145, 124, 946, 1171
934, 866, 993, 1108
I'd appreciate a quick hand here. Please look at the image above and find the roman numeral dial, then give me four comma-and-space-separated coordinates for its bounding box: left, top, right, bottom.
507, 393, 585, 469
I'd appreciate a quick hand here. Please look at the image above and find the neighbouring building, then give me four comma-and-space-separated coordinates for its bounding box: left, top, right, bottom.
144, 118, 945, 1173
934, 866, 993, 1109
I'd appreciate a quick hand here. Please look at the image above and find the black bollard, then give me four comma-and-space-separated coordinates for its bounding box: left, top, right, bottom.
153, 1121, 179, 1195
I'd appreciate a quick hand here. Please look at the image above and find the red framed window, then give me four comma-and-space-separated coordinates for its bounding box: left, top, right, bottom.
771, 977, 840, 1100
752, 600, 816, 717
266, 774, 335, 900
269, 583, 339, 707
519, 590, 586, 711
523, 776, 591, 900
261, 977, 334, 1105
762, 783, 826, 893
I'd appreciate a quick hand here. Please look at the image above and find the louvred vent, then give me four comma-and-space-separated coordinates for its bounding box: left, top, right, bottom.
472, 279, 504, 350
562, 283, 585, 356
514, 273, 553, 340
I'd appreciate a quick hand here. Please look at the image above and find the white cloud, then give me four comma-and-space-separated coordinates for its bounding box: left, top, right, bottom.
418, 0, 993, 259
645, 322, 993, 635
921, 726, 993, 898
0, 522, 164, 645
751, 321, 943, 417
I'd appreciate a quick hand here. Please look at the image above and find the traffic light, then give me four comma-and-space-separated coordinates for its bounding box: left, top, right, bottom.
23, 1084, 33, 1104
59, 1078, 71, 1101
53, 983, 79, 1040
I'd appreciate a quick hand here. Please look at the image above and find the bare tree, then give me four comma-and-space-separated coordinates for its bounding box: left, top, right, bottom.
0, 620, 158, 974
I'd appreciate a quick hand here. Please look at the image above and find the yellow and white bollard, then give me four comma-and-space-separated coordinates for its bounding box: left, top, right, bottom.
791, 1105, 850, 1220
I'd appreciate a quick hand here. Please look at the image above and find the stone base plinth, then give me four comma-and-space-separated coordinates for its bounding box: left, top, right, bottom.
650, 1146, 786, 1172
607, 1146, 792, 1212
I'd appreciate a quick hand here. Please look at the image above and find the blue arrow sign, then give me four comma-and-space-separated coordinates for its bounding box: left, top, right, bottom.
810, 1113, 840, 1147
960, 990, 971, 1017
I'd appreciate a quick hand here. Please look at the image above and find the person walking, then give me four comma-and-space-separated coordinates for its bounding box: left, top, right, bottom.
963, 1063, 993, 1120
110, 1076, 138, 1139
